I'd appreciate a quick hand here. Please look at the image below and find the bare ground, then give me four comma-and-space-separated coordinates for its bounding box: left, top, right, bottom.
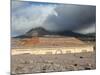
11, 52, 96, 74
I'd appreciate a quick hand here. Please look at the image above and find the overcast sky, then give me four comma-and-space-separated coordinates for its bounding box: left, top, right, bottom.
11, 0, 96, 37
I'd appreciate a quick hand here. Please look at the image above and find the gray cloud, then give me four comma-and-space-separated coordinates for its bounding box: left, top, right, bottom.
11, 1, 96, 36
44, 4, 96, 33
11, 1, 57, 36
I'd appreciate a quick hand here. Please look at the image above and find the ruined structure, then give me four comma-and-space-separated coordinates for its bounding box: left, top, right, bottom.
12, 37, 94, 55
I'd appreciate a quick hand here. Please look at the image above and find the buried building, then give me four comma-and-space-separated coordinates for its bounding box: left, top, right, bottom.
12, 37, 94, 55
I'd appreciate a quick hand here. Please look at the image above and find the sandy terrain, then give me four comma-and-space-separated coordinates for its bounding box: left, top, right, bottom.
11, 51, 96, 74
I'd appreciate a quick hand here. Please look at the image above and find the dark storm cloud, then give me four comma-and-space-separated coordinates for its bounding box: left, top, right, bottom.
12, 1, 96, 36
44, 4, 96, 32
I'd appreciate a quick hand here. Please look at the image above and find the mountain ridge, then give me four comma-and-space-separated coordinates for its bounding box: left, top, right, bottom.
14, 27, 95, 38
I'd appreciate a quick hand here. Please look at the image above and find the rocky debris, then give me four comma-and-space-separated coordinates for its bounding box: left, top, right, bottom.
11, 52, 96, 74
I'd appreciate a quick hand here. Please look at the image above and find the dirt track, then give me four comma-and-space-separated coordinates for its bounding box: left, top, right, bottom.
11, 52, 96, 74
